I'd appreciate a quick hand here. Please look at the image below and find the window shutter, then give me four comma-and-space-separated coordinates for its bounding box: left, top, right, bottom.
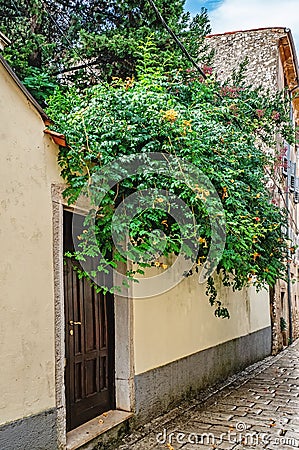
294, 178, 299, 203
282, 155, 289, 177
290, 162, 296, 193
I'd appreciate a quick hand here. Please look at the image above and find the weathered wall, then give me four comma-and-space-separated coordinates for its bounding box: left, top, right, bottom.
207, 28, 299, 351
131, 29, 293, 420
206, 28, 285, 91
132, 270, 271, 421
0, 61, 61, 439
134, 327, 271, 423
133, 274, 270, 375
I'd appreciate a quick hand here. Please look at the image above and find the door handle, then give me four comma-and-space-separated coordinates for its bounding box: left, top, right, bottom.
69, 320, 82, 326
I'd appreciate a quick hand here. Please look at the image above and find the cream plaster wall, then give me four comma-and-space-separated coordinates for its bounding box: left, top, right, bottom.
133, 272, 270, 375
0, 62, 62, 425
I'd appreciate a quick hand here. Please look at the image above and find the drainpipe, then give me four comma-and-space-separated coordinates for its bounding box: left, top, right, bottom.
286, 90, 294, 344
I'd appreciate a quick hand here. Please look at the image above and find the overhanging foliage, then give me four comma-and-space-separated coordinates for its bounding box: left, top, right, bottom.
47, 46, 294, 317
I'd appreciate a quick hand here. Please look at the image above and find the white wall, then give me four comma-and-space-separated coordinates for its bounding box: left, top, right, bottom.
133, 271, 270, 375
0, 62, 62, 425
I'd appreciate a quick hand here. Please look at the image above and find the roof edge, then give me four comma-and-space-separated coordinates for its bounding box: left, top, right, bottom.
285, 29, 299, 87
206, 27, 286, 38
0, 31, 11, 47
0, 54, 49, 122
44, 129, 67, 147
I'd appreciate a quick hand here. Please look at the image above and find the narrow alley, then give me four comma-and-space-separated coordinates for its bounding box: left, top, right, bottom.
114, 340, 299, 450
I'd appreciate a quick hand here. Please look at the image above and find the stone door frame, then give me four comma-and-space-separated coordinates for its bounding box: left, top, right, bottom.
51, 184, 135, 449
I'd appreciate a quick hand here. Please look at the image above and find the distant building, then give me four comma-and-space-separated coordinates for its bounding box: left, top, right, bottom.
207, 27, 299, 352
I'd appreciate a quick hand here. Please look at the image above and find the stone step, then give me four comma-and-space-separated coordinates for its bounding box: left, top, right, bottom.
66, 410, 134, 450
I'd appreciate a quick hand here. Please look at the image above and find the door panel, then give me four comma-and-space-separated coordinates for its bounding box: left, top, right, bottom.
63, 210, 115, 431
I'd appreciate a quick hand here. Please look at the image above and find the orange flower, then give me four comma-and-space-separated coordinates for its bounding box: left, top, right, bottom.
222, 187, 228, 199
252, 252, 261, 261
183, 119, 192, 127
197, 256, 206, 265
198, 237, 208, 248
162, 109, 179, 122
125, 76, 134, 90
182, 119, 192, 132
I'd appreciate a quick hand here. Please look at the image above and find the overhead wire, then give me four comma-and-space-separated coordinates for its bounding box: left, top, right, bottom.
147, 0, 207, 80
9, 0, 298, 237
42, 0, 299, 236
147, 0, 298, 237
10, 0, 21, 16
7, 0, 106, 86
41, 0, 109, 89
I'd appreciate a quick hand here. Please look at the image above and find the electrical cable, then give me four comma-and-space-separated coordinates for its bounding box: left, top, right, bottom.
147, 0, 299, 236
147, 0, 208, 80
41, 0, 109, 89
8, 0, 108, 87
43, 0, 299, 238
10, 0, 21, 16
11, 0, 298, 239
147, 0, 238, 112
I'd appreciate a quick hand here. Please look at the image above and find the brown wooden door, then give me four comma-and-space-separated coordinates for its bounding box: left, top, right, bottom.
63, 210, 115, 431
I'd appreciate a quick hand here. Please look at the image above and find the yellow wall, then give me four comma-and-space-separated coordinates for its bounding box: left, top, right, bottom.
133, 271, 270, 375
0, 62, 61, 425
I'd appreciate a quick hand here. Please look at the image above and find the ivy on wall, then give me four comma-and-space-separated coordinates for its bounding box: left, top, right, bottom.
47, 44, 294, 317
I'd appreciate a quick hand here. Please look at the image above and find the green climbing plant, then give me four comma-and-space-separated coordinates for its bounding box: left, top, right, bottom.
46, 42, 294, 317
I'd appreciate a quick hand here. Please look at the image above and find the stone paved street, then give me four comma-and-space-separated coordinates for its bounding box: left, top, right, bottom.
114, 340, 299, 450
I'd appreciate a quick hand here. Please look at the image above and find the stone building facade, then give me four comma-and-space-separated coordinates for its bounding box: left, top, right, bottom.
207, 27, 299, 353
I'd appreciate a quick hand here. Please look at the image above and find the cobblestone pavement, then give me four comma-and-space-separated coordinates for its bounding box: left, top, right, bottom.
114, 340, 299, 450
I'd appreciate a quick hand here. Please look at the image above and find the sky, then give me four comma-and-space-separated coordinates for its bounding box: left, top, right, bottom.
184, 0, 299, 56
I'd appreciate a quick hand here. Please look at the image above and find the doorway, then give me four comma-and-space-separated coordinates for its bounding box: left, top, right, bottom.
63, 210, 115, 431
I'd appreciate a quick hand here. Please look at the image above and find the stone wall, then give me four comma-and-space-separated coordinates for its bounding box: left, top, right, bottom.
206, 28, 299, 352
206, 28, 286, 92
